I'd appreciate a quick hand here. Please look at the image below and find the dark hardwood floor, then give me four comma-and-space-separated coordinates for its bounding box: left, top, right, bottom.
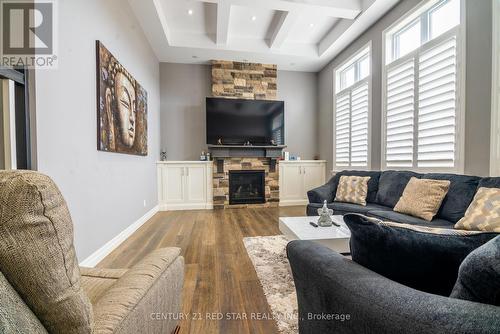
97, 206, 306, 334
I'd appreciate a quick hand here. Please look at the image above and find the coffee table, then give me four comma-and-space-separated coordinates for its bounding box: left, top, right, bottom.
279, 215, 351, 254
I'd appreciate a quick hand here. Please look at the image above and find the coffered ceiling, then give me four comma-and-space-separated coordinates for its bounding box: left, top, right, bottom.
127, 0, 400, 71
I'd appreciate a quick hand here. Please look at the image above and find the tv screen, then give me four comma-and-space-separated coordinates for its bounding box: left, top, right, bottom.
206, 97, 284, 145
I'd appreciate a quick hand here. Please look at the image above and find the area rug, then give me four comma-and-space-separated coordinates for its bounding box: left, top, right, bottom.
243, 235, 298, 334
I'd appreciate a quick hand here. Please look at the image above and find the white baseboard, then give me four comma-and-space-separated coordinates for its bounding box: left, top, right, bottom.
159, 202, 213, 211
79, 205, 159, 267
279, 199, 309, 206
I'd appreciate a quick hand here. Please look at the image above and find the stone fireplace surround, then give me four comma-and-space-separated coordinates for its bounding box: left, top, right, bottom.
212, 157, 279, 209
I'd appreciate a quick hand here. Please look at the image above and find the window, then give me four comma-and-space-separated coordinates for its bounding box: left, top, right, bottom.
0, 68, 35, 170
334, 46, 371, 169
382, 0, 462, 171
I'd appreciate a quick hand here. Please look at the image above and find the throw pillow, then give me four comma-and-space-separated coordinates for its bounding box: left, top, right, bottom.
334, 175, 371, 206
0, 171, 93, 333
393, 177, 450, 221
344, 213, 498, 296
455, 187, 500, 232
450, 236, 500, 306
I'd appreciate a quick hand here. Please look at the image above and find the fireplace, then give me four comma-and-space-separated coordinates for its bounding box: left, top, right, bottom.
229, 170, 266, 205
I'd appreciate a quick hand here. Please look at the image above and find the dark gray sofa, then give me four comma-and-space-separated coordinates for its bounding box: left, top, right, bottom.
306, 170, 499, 227
287, 240, 500, 334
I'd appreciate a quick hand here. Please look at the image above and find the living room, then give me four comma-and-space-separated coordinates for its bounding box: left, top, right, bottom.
0, 0, 499, 333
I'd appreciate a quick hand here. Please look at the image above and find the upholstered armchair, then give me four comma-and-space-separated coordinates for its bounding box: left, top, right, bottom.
0, 170, 184, 334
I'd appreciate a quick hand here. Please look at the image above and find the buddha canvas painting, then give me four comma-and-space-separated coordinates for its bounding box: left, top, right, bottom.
96, 40, 147, 155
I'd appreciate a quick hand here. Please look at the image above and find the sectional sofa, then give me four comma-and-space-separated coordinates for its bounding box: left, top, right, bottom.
307, 170, 500, 228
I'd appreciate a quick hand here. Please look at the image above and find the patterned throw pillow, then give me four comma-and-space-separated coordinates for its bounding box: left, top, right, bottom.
455, 187, 500, 232
334, 175, 371, 206
393, 177, 450, 221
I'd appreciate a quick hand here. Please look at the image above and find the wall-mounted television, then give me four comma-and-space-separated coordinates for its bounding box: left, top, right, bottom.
206, 97, 284, 146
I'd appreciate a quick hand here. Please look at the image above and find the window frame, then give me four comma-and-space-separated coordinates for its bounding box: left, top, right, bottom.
333, 42, 372, 171
381, 0, 466, 173
491, 0, 500, 176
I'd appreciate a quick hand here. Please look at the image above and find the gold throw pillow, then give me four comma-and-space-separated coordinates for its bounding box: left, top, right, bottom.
455, 187, 500, 232
393, 177, 450, 221
334, 175, 371, 206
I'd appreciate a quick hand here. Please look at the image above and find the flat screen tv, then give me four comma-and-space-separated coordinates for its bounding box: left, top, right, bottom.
206, 97, 284, 146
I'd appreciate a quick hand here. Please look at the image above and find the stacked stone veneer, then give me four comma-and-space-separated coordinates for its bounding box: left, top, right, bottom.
213, 158, 279, 209
211, 60, 277, 100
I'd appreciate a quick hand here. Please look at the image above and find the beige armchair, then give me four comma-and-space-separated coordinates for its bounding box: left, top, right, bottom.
0, 171, 184, 334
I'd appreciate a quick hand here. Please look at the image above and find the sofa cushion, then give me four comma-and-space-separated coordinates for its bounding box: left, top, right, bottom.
344, 213, 498, 296
334, 175, 371, 206
307, 202, 392, 216
92, 248, 183, 333
0, 272, 48, 334
80, 268, 128, 305
0, 171, 93, 333
375, 171, 422, 207
450, 236, 500, 306
455, 187, 500, 232
393, 177, 450, 221
478, 176, 500, 189
367, 210, 454, 228
423, 173, 481, 223
329, 170, 381, 203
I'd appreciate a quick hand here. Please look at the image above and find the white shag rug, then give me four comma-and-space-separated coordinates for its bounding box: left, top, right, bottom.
243, 235, 298, 334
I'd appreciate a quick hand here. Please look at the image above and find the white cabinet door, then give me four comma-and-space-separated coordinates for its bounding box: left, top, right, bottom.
164, 165, 184, 203
185, 165, 206, 203
280, 165, 303, 201
303, 165, 325, 194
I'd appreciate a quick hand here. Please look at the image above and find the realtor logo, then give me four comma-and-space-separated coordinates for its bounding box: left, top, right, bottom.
0, 0, 58, 68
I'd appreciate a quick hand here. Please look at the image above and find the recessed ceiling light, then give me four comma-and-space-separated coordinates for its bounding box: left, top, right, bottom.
188, 9, 193, 15
251, 16, 257, 21
192, 55, 198, 59
309, 23, 314, 28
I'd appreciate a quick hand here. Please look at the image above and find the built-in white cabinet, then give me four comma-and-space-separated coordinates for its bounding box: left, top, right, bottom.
279, 160, 326, 206
157, 161, 213, 211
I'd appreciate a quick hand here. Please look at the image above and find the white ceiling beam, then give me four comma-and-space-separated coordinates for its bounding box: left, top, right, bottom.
269, 11, 299, 49
318, 18, 352, 56
152, 0, 172, 44
318, 0, 399, 62
198, 0, 361, 19
127, 0, 172, 58
216, 0, 231, 45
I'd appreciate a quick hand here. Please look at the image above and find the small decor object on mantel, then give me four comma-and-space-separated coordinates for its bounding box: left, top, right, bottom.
200, 151, 207, 161
217, 138, 223, 145
160, 149, 167, 161
317, 200, 336, 227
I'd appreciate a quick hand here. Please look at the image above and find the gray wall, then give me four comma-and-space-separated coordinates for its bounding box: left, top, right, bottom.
278, 71, 319, 160
159, 63, 211, 161
35, 0, 161, 260
464, 0, 493, 176
159, 63, 319, 160
318, 0, 492, 176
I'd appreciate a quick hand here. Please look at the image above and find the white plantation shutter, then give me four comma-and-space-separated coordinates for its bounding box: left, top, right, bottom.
384, 30, 460, 171
385, 60, 415, 167
334, 45, 371, 169
350, 83, 369, 166
335, 93, 350, 167
335, 82, 369, 168
417, 37, 457, 168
